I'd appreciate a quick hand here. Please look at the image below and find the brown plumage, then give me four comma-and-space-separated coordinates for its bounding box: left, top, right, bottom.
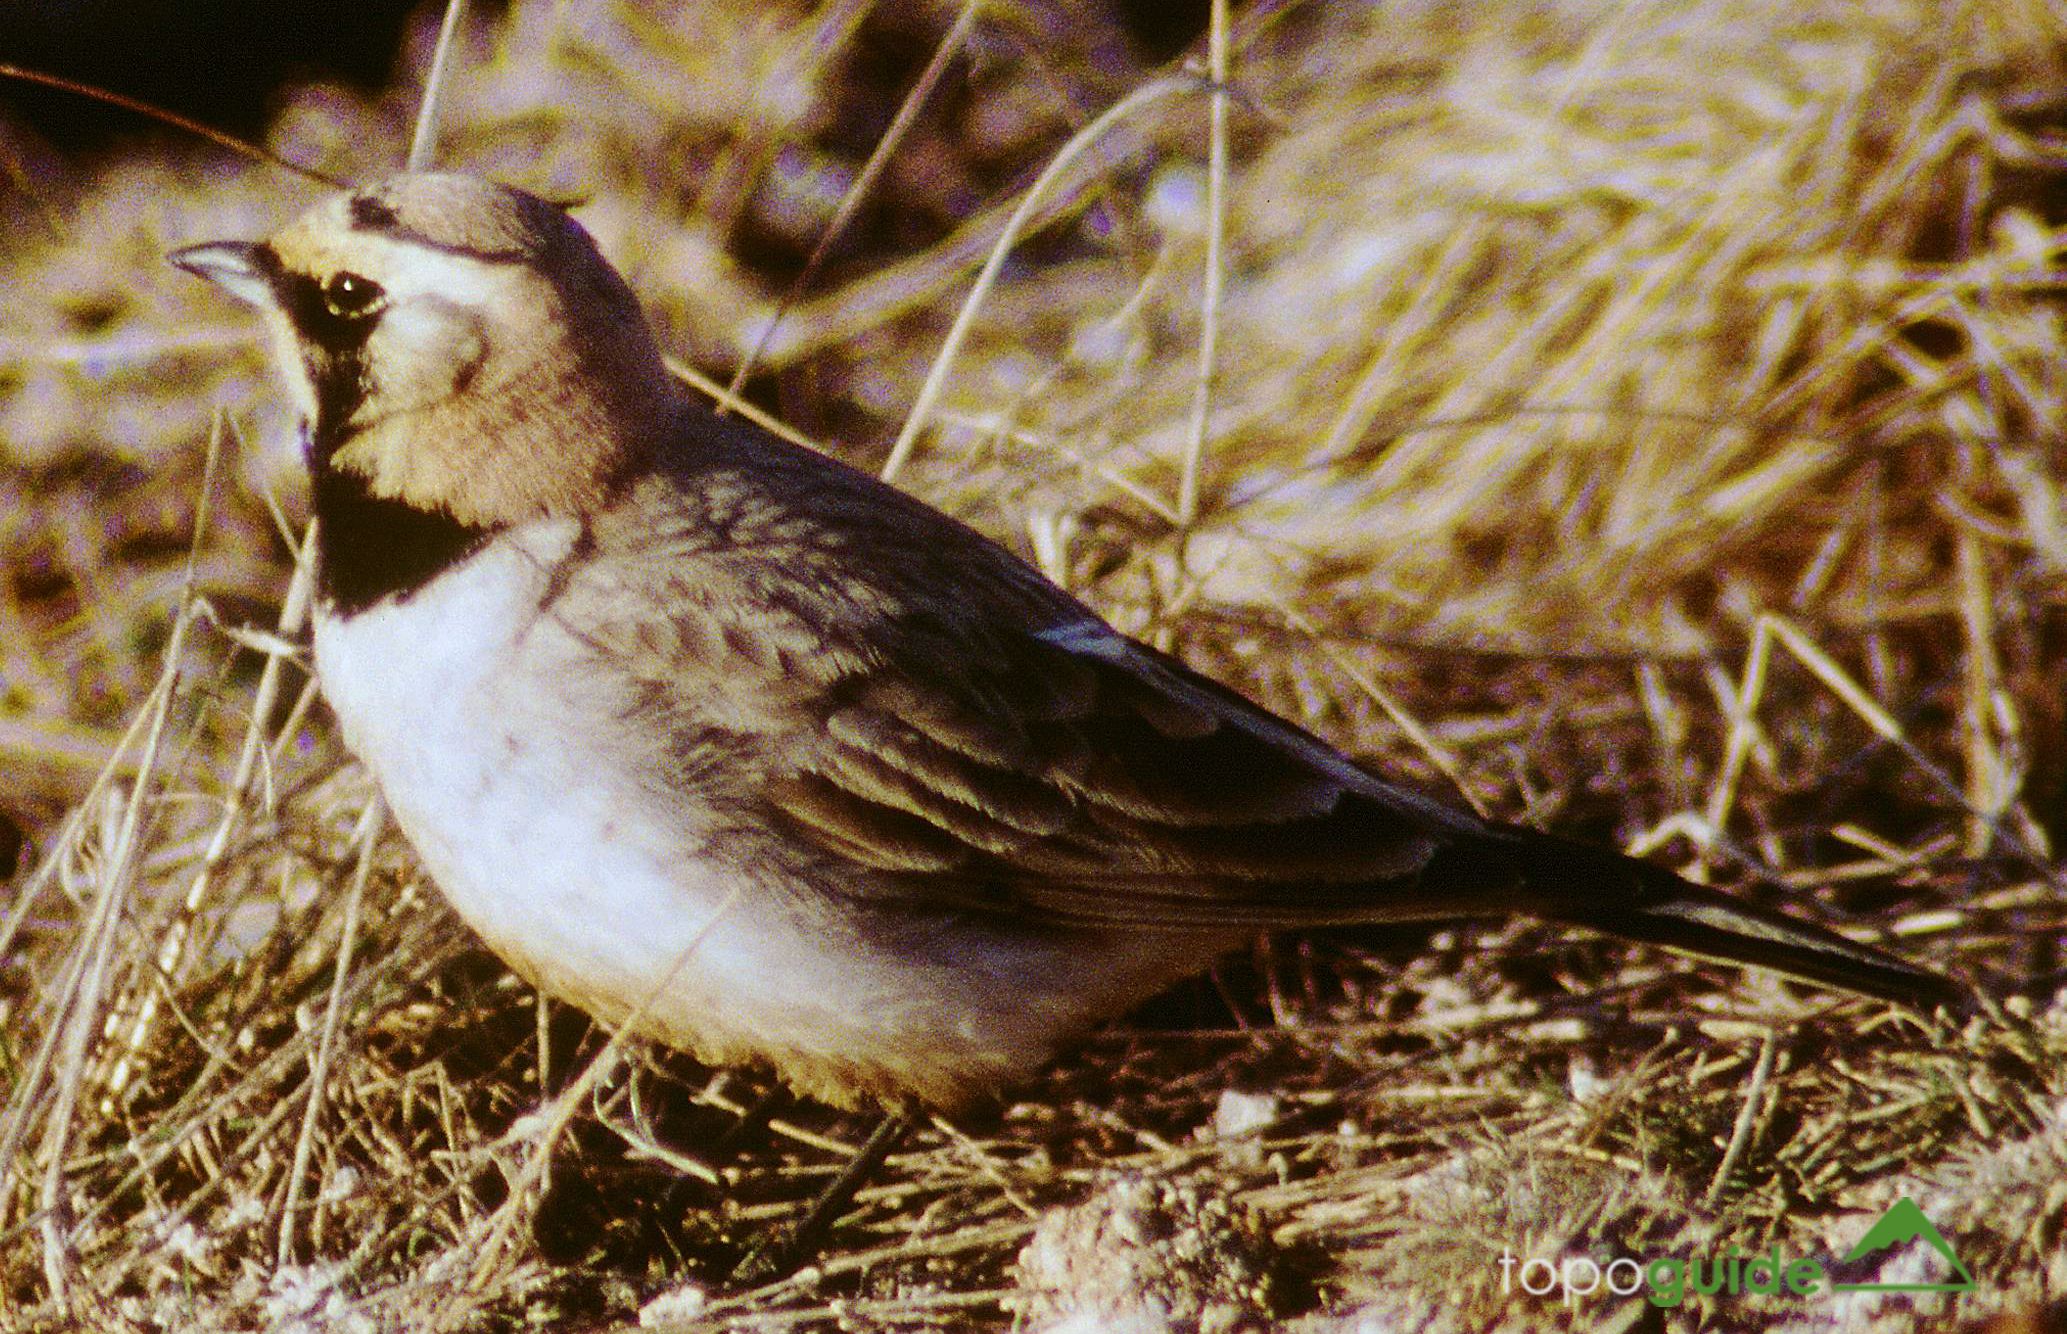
171, 173, 1964, 1113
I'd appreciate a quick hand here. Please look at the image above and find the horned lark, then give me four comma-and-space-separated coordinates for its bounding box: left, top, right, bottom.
171, 174, 1961, 1113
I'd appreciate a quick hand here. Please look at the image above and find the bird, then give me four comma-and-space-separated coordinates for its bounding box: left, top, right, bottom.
170, 172, 1963, 1117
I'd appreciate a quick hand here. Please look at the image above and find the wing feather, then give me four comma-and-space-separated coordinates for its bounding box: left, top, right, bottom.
784, 615, 1457, 921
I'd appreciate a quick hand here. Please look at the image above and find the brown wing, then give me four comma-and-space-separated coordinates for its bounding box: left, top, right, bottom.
766, 610, 1518, 929
765, 610, 1964, 1010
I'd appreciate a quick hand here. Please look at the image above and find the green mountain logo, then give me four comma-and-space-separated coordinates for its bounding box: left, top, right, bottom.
1831, 1196, 1975, 1293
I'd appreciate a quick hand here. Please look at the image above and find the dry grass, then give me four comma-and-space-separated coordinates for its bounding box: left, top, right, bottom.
2, 0, 2066, 1329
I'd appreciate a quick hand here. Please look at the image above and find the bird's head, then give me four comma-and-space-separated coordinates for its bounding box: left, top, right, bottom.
173, 173, 674, 526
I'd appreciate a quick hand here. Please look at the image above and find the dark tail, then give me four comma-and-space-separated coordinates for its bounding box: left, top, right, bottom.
1511, 833, 1969, 1014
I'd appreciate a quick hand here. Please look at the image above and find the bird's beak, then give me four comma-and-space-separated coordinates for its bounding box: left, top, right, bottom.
169, 241, 275, 308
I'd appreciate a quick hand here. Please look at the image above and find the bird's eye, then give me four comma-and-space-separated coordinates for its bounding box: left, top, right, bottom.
320, 271, 385, 319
